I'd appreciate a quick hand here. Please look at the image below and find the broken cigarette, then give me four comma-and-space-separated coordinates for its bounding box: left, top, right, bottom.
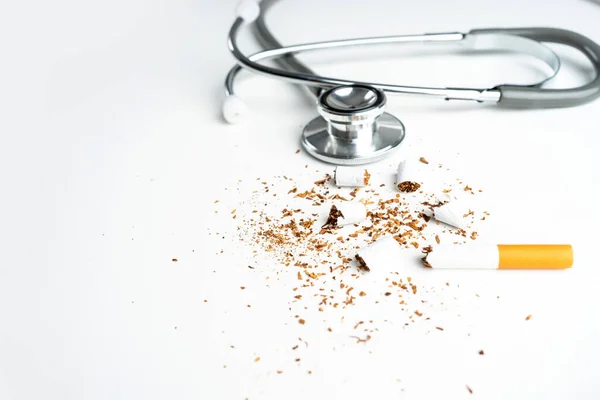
433, 199, 470, 229
323, 202, 367, 228
335, 167, 371, 187
424, 244, 573, 269
396, 160, 422, 192
355, 236, 400, 271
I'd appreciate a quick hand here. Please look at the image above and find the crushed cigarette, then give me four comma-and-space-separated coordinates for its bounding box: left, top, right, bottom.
355, 236, 401, 271
396, 160, 423, 193
322, 205, 343, 229
323, 202, 367, 229
228, 155, 491, 354
334, 166, 371, 187
433, 199, 471, 229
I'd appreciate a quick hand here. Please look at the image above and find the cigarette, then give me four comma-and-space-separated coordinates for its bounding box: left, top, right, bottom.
396, 160, 423, 192
433, 199, 470, 229
323, 202, 367, 228
355, 236, 400, 271
424, 244, 573, 269
335, 167, 371, 187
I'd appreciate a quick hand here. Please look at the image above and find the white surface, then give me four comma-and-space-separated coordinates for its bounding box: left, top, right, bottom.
1, 0, 600, 399
427, 245, 500, 269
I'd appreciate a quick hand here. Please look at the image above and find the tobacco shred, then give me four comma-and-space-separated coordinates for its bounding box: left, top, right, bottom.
314, 174, 331, 186
354, 254, 370, 272
322, 205, 343, 230
397, 181, 421, 193
422, 256, 432, 268
422, 201, 446, 208
351, 334, 372, 344
363, 170, 371, 185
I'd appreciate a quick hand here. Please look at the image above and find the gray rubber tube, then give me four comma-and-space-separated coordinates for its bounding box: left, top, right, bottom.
471, 28, 600, 108
252, 0, 321, 97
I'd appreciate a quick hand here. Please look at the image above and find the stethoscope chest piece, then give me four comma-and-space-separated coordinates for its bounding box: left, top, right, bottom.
301, 85, 405, 165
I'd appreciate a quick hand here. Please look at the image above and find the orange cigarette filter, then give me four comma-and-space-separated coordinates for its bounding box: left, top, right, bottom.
497, 245, 573, 269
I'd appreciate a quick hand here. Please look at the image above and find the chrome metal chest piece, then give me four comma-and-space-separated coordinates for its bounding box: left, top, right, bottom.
302, 85, 405, 165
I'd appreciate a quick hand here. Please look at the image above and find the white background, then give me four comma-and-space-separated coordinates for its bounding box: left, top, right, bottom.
1, 0, 600, 399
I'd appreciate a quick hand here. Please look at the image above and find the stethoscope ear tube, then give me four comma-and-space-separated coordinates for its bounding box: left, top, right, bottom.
473, 28, 600, 108
251, 0, 322, 98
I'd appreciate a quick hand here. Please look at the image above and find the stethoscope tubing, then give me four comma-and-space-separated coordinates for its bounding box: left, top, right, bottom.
225, 1, 600, 109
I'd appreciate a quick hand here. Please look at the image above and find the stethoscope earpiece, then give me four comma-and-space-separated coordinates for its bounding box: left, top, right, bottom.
235, 0, 260, 23
222, 94, 248, 124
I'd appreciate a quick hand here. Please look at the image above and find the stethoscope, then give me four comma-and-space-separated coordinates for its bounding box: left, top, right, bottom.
223, 0, 600, 165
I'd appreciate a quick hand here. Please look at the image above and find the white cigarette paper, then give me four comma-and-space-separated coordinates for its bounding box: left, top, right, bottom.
335, 202, 367, 226
396, 160, 423, 192
425, 244, 499, 269
335, 166, 370, 187
356, 236, 401, 271
433, 199, 471, 229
